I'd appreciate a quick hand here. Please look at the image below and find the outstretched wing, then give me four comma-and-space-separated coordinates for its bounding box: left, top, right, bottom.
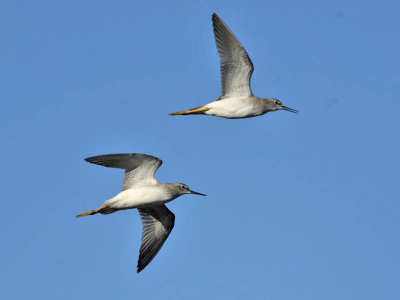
85, 153, 163, 190
212, 13, 254, 99
137, 205, 175, 273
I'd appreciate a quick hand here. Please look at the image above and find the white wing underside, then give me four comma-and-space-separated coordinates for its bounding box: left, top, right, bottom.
212, 13, 254, 99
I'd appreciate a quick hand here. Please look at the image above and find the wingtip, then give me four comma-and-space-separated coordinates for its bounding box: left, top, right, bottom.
84, 156, 94, 163
212, 13, 219, 22
137, 264, 144, 273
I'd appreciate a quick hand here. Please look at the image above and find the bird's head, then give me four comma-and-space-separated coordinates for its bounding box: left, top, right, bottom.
170, 183, 206, 197
264, 98, 297, 113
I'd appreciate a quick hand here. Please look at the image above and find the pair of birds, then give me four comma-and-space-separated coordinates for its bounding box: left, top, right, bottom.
78, 13, 297, 273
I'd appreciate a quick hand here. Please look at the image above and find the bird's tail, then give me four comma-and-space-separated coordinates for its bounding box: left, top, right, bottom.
76, 203, 116, 218
169, 105, 210, 116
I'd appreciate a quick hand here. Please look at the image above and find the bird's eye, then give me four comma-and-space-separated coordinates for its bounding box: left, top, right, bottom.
181, 185, 186, 189
275, 100, 280, 105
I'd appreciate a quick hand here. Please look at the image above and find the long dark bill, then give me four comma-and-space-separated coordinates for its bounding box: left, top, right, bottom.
190, 190, 207, 196
282, 106, 298, 113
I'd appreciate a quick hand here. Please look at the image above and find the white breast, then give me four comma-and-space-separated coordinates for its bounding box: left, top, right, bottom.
205, 98, 262, 118
105, 186, 168, 210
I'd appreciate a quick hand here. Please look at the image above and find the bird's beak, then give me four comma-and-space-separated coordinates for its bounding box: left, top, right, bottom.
189, 190, 206, 196
281, 105, 298, 113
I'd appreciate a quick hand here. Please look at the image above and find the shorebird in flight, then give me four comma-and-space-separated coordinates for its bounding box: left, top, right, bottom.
170, 13, 297, 119
77, 153, 205, 273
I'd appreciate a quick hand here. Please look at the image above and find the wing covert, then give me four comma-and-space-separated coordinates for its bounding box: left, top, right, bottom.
85, 153, 163, 190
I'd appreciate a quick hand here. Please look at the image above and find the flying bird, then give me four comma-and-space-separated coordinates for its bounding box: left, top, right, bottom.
169, 13, 297, 119
77, 153, 205, 273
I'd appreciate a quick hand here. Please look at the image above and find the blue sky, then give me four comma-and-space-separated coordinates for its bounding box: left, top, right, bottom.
1, 0, 399, 299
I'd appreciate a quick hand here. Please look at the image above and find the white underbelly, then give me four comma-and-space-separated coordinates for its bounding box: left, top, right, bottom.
205, 98, 263, 119
106, 187, 168, 210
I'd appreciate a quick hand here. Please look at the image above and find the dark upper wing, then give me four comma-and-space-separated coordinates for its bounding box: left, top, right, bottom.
137, 205, 175, 273
212, 13, 254, 99
85, 153, 163, 190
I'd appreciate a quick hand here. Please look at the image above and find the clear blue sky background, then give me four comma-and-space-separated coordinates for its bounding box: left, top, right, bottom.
1, 0, 399, 299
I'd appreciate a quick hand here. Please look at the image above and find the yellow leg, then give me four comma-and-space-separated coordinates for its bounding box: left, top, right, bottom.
169, 106, 210, 116
76, 203, 113, 218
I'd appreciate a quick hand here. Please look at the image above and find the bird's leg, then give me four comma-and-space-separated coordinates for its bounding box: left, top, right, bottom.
169, 106, 210, 116
76, 203, 113, 218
